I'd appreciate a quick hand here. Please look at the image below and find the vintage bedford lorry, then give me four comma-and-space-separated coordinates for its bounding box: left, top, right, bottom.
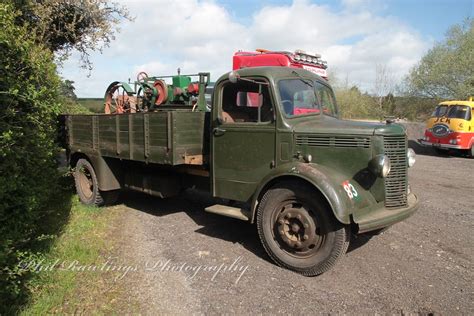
64, 66, 419, 276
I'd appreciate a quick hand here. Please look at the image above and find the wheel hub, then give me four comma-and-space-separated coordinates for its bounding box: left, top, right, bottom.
78, 167, 94, 199
291, 223, 300, 233
276, 207, 319, 250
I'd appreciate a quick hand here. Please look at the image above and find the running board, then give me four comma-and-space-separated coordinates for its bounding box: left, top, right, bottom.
204, 204, 250, 221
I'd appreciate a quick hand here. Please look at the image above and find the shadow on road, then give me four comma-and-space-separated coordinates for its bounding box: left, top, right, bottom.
408, 140, 442, 157
120, 190, 272, 263
119, 189, 405, 264
347, 232, 379, 253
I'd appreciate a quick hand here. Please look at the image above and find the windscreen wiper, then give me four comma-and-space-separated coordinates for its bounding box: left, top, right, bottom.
292, 70, 313, 87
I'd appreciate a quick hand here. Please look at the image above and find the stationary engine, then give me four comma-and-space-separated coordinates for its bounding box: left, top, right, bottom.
104, 70, 210, 114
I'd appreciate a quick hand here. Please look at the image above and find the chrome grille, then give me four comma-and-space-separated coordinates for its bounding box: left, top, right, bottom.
384, 135, 408, 208
296, 135, 371, 148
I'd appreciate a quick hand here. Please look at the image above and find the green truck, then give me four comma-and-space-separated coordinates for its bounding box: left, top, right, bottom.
63, 66, 419, 276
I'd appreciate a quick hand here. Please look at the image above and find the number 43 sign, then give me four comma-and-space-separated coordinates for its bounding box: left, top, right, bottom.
342, 180, 359, 201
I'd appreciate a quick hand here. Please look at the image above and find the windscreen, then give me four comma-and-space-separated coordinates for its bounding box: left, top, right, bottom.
431, 105, 448, 117
278, 79, 337, 117
446, 105, 471, 120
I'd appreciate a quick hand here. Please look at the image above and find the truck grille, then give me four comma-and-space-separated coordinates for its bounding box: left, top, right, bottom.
383, 135, 408, 208
296, 135, 371, 148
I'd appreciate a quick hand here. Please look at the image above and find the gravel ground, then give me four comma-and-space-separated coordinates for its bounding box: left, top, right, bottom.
108, 145, 473, 314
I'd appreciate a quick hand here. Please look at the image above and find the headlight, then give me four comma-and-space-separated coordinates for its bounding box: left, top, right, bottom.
369, 155, 391, 178
407, 148, 416, 167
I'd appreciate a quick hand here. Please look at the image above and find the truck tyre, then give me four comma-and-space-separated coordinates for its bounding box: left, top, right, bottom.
74, 158, 119, 206
257, 182, 349, 276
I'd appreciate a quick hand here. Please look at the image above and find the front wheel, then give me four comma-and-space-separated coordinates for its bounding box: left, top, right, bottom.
257, 182, 349, 276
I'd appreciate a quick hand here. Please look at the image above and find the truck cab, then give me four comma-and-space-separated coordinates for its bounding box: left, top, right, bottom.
211, 66, 418, 221
421, 98, 474, 156
209, 67, 418, 273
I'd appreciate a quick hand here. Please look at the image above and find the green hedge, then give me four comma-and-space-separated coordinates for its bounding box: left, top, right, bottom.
0, 3, 62, 309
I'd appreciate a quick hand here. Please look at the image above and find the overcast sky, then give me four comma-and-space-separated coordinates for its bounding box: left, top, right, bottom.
60, 0, 473, 97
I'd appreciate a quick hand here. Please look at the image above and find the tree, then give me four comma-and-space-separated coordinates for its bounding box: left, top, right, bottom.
405, 18, 474, 99
373, 63, 395, 115
12, 0, 132, 70
330, 69, 380, 120
60, 79, 77, 101
335, 85, 379, 120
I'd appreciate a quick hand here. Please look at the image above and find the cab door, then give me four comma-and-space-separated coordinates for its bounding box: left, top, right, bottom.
211, 77, 276, 202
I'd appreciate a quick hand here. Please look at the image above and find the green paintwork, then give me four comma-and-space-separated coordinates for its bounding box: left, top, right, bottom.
67, 110, 206, 166
212, 122, 275, 201
65, 66, 419, 233
353, 193, 419, 233
88, 155, 122, 191
140, 81, 159, 106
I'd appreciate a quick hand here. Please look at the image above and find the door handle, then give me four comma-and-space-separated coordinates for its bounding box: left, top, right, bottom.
213, 127, 226, 136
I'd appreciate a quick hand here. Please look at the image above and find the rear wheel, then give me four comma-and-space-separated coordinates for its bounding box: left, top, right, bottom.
257, 182, 349, 276
74, 159, 119, 206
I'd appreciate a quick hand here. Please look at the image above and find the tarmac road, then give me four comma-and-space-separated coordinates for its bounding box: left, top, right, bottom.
109, 148, 473, 314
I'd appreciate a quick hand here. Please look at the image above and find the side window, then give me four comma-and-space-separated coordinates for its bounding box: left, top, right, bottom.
314, 82, 337, 117
236, 92, 262, 107
220, 79, 273, 123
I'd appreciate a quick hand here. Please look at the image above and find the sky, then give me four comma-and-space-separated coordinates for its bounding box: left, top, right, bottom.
60, 0, 473, 98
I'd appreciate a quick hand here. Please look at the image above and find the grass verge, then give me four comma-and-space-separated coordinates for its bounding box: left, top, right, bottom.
19, 196, 126, 315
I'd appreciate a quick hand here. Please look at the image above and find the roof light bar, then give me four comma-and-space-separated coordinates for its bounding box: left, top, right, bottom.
292, 50, 327, 69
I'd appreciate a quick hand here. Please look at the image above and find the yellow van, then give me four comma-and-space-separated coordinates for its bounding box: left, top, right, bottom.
421, 98, 474, 157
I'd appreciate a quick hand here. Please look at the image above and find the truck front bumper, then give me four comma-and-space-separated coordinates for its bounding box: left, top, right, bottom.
420, 140, 463, 149
353, 193, 419, 233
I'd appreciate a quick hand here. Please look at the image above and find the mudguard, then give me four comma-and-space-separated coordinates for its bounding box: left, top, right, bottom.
82, 154, 122, 191
250, 162, 378, 225
104, 81, 135, 96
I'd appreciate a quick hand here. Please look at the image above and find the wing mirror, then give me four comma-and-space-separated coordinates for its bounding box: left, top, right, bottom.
229, 70, 240, 83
